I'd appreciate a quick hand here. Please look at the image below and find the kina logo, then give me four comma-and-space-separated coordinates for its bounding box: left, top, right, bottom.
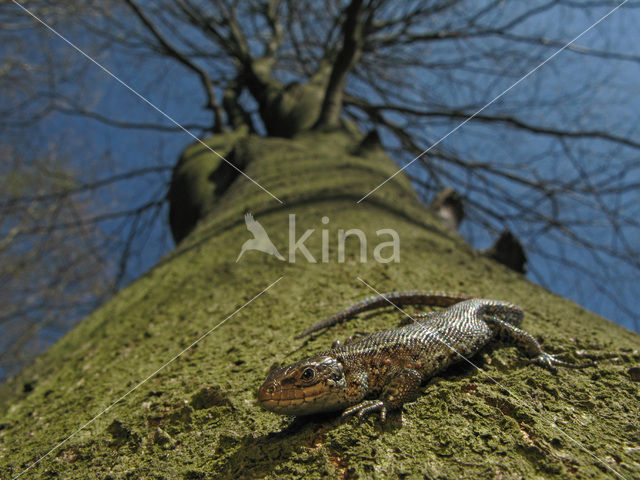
236, 213, 285, 262
235, 213, 400, 264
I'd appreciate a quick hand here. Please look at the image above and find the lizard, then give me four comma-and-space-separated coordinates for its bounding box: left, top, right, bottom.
257, 291, 592, 420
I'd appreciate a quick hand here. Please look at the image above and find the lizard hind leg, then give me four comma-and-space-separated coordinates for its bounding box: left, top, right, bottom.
484, 316, 594, 371
342, 368, 423, 421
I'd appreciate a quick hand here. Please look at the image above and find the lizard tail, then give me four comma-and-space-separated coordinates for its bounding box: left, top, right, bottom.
295, 290, 473, 339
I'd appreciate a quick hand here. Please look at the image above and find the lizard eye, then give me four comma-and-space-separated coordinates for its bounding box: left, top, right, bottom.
301, 367, 315, 381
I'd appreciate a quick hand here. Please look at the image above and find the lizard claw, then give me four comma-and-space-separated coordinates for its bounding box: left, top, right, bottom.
532, 352, 595, 371
342, 400, 387, 421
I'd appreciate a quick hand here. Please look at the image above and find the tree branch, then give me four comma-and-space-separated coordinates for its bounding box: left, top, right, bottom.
314, 0, 365, 129
345, 96, 640, 150
123, 0, 226, 131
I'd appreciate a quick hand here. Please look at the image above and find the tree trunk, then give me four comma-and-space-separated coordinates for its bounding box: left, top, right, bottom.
1, 128, 639, 479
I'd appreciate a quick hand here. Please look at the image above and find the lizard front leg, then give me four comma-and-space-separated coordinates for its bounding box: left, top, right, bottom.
342, 368, 423, 421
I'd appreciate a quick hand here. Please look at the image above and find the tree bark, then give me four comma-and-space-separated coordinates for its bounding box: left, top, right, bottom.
1, 129, 639, 479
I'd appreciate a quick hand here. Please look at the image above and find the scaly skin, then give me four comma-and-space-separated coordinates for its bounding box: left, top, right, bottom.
258, 293, 592, 420
293, 290, 473, 339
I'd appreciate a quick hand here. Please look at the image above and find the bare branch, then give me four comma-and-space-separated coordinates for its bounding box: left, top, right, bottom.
314, 0, 366, 129
123, 0, 225, 131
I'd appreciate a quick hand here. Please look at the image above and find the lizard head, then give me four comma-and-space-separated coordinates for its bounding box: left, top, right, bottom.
257, 354, 349, 415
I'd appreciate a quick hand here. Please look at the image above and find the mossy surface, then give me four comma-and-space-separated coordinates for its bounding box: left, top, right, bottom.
168, 129, 248, 242
1, 131, 639, 479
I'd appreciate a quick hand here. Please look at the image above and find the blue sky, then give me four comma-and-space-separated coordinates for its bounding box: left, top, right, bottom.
2, 1, 639, 379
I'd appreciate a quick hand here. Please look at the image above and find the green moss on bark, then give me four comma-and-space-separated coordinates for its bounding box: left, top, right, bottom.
1, 131, 639, 479
168, 128, 248, 242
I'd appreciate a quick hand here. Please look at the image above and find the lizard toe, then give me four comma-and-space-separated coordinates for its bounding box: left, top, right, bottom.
532, 353, 594, 371
342, 400, 385, 420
